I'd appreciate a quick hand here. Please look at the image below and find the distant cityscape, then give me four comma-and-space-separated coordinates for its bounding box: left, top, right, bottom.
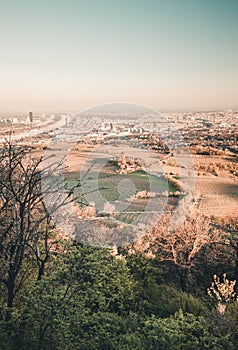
1, 109, 237, 154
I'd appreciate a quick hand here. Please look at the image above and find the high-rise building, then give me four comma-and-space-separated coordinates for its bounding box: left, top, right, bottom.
29, 112, 33, 123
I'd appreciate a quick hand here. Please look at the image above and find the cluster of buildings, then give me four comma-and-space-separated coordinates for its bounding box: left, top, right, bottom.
163, 110, 238, 153
1, 109, 237, 155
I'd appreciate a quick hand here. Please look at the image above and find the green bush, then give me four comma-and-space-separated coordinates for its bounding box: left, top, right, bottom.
144, 283, 206, 317
141, 310, 234, 350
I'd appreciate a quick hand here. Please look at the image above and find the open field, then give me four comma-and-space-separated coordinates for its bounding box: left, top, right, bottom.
152, 152, 238, 218
195, 176, 238, 217
192, 154, 238, 217
66, 165, 177, 205
64, 144, 179, 224
46, 141, 238, 220
191, 154, 238, 217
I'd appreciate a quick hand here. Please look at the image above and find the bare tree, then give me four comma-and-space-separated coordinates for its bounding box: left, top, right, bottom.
129, 211, 222, 291
0, 141, 79, 309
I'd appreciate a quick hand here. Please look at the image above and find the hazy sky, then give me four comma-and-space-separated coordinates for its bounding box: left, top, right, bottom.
0, 0, 238, 112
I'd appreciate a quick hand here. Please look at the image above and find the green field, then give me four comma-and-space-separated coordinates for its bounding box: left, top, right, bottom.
98, 170, 175, 202
66, 164, 177, 206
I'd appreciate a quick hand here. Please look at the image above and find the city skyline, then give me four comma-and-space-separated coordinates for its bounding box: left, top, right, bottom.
0, 0, 238, 112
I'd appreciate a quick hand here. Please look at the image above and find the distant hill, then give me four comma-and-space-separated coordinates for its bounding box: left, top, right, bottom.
83, 103, 154, 117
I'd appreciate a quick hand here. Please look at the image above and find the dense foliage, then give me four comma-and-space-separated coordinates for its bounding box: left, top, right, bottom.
1, 243, 238, 350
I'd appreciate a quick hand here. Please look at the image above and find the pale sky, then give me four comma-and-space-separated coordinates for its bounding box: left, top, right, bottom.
0, 0, 238, 112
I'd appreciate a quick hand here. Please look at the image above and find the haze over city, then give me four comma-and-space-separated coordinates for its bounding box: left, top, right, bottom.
0, 0, 238, 113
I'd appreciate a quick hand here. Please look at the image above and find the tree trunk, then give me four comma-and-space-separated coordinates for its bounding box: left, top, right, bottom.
37, 260, 45, 281
179, 267, 192, 293
233, 243, 238, 291
179, 267, 188, 292
7, 280, 15, 308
